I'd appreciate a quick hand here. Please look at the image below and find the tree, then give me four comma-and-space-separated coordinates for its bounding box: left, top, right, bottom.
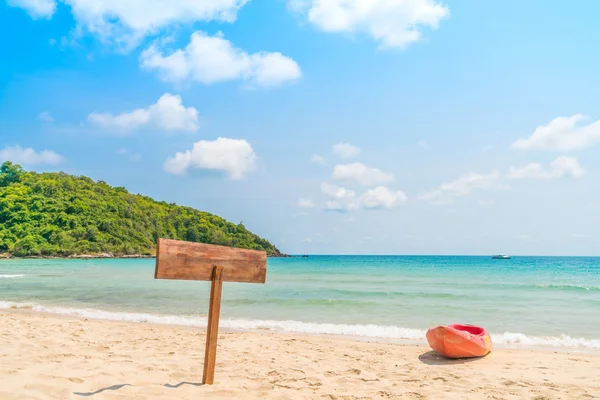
0, 162, 24, 187
0, 165, 282, 257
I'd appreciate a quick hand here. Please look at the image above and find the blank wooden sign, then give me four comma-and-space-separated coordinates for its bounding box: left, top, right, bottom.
154, 238, 267, 384
155, 238, 267, 283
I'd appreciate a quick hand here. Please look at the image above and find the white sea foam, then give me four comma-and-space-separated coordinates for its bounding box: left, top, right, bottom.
0, 274, 24, 279
493, 332, 600, 349
1, 301, 599, 350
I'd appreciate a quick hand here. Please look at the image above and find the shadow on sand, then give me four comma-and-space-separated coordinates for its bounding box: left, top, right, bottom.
73, 381, 203, 396
73, 384, 132, 396
164, 382, 203, 389
418, 351, 486, 365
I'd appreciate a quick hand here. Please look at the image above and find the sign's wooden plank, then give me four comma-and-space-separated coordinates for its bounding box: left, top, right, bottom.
154, 238, 267, 283
202, 266, 223, 385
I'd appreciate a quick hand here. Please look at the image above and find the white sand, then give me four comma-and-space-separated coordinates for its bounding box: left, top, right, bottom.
1, 310, 599, 399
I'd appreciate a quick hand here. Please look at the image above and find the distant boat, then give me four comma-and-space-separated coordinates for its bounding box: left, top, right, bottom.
492, 254, 511, 259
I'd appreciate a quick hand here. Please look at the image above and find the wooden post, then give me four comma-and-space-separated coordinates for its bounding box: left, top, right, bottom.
202, 266, 224, 385
154, 239, 267, 385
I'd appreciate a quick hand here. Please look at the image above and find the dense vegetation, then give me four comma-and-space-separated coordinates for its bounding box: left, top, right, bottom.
0, 162, 280, 257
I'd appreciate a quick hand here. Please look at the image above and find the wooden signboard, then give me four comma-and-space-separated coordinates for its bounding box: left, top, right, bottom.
154, 238, 267, 384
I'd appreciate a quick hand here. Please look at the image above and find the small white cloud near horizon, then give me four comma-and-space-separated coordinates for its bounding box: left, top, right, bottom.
88, 93, 199, 133
38, 111, 54, 123
332, 142, 361, 158
332, 162, 394, 186
290, 0, 449, 49
420, 171, 505, 204
311, 154, 327, 166
298, 198, 315, 209
507, 156, 585, 180
164, 137, 257, 179
141, 31, 301, 88
321, 182, 357, 212
7, 0, 56, 19
301, 237, 313, 244
358, 186, 407, 209
0, 145, 64, 166
511, 114, 600, 151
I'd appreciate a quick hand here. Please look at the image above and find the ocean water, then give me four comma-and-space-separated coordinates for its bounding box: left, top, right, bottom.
1, 256, 599, 351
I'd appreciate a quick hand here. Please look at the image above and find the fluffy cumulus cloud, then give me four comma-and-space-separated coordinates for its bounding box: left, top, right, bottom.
320, 182, 405, 211
511, 115, 600, 151
332, 162, 394, 186
164, 137, 257, 179
332, 142, 361, 158
0, 146, 63, 166
507, 156, 585, 180
6, 0, 56, 19
88, 93, 199, 132
290, 0, 449, 49
358, 186, 406, 209
12, 0, 248, 50
321, 182, 357, 211
420, 171, 504, 204
141, 31, 301, 88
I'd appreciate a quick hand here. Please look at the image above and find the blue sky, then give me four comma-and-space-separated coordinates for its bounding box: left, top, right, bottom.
1, 0, 600, 255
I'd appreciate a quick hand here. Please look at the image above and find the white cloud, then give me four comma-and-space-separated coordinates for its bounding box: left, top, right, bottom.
301, 237, 313, 243
30, 0, 248, 50
88, 93, 199, 133
320, 182, 404, 211
164, 137, 257, 179
291, 0, 449, 49
417, 140, 429, 149
141, 31, 301, 88
511, 115, 600, 151
298, 198, 315, 208
420, 171, 504, 204
311, 154, 327, 166
507, 156, 585, 180
358, 186, 407, 209
0, 146, 63, 166
321, 182, 356, 211
7, 0, 56, 19
332, 142, 361, 158
38, 111, 54, 123
332, 162, 394, 186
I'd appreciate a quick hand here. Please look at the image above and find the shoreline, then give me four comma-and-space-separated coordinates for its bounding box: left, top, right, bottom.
2, 309, 600, 399
2, 305, 599, 355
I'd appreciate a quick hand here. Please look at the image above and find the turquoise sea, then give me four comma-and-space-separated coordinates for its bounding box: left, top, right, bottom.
1, 256, 599, 350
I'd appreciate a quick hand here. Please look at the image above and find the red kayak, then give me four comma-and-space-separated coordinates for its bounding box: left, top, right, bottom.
426, 324, 492, 359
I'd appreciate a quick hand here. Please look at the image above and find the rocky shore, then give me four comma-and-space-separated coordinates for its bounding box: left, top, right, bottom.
0, 253, 154, 260
1, 252, 294, 259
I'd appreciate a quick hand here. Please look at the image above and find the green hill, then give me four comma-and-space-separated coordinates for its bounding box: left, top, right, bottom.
0, 162, 281, 257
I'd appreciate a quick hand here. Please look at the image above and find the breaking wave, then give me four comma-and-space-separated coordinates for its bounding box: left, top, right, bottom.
1, 301, 599, 350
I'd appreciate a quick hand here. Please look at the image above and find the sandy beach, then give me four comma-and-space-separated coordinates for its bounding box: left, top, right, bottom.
1, 310, 598, 400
